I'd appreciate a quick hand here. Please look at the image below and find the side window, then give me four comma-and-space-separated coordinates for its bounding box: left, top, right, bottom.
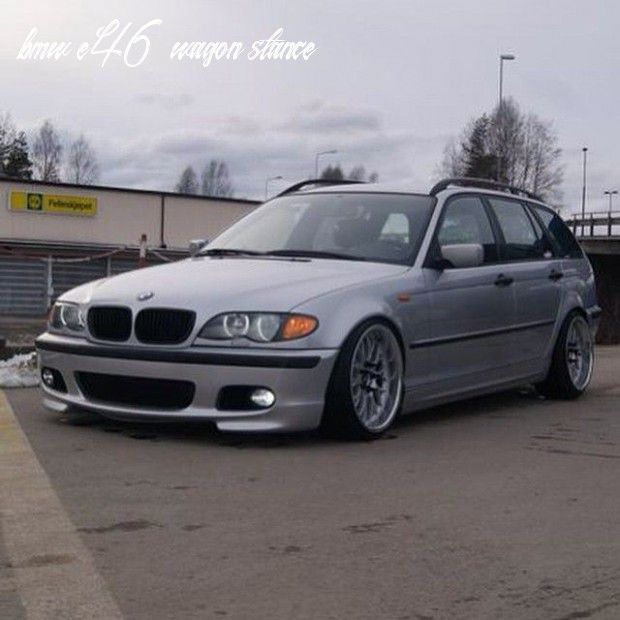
522, 204, 555, 258
530, 205, 584, 259
489, 198, 545, 261
436, 196, 498, 263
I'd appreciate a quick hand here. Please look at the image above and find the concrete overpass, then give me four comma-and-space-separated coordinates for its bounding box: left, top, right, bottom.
569, 212, 620, 344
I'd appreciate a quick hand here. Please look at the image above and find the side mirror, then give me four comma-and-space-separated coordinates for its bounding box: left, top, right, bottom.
440, 243, 484, 269
189, 239, 208, 257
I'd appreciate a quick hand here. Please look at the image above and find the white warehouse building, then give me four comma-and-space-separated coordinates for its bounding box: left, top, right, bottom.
0, 177, 259, 316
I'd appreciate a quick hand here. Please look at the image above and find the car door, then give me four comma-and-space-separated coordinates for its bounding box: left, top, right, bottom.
485, 196, 563, 368
419, 194, 516, 394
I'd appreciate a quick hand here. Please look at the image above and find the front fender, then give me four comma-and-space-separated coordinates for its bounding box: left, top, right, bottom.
291, 271, 428, 350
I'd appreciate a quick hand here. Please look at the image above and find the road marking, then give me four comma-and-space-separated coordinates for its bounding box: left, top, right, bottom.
0, 390, 123, 619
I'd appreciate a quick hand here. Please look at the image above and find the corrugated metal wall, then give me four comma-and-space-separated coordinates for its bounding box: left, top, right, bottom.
52, 260, 108, 301
0, 258, 47, 316
0, 250, 184, 317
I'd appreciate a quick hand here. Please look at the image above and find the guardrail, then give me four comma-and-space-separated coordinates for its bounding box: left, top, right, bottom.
569, 211, 620, 237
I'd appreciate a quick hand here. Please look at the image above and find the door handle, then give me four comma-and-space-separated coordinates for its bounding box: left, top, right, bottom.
549, 270, 564, 281
494, 274, 514, 287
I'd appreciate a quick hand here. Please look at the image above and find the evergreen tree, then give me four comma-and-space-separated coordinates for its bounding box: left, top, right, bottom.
461, 115, 497, 180
320, 164, 344, 181
0, 114, 15, 176
4, 131, 32, 179
175, 166, 199, 194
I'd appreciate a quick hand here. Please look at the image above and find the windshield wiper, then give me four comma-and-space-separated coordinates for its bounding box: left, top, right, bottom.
202, 248, 267, 257
264, 249, 367, 261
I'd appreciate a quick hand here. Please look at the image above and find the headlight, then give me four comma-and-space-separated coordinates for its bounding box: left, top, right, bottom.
198, 313, 318, 342
49, 302, 85, 332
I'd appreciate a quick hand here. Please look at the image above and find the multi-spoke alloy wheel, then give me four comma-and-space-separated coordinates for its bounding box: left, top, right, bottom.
322, 320, 404, 439
565, 315, 593, 391
350, 325, 403, 432
537, 311, 594, 400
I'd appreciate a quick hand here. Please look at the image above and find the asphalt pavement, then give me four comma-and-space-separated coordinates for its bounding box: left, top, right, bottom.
1, 347, 620, 619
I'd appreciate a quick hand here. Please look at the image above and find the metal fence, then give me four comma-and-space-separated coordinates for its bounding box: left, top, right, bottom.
570, 211, 620, 238
0, 244, 187, 317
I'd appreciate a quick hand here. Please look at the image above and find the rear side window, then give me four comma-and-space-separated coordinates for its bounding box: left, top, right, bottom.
489, 198, 546, 261
437, 196, 498, 263
530, 205, 583, 259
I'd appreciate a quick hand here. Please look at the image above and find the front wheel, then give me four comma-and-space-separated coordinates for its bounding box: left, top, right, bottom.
321, 320, 404, 440
537, 311, 594, 399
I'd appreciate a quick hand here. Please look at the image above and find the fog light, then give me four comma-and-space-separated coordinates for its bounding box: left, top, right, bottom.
40, 367, 67, 393
250, 388, 276, 408
42, 368, 55, 387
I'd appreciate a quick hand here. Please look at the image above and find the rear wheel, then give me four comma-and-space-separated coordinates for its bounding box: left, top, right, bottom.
322, 320, 404, 440
537, 311, 594, 399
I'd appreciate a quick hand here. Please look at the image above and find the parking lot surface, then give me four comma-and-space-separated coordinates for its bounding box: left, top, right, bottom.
2, 347, 620, 619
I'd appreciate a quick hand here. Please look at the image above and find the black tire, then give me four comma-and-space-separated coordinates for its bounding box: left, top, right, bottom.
321, 319, 404, 440
536, 311, 594, 400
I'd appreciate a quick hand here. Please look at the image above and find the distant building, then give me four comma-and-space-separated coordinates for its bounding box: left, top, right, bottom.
0, 178, 260, 316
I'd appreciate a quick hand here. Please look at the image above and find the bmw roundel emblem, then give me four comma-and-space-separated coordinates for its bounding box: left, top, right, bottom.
137, 291, 155, 301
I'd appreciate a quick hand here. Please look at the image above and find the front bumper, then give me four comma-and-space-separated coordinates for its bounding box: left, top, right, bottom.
36, 333, 338, 432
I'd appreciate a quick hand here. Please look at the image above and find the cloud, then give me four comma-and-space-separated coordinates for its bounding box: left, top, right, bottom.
96, 101, 450, 199
278, 101, 381, 134
135, 93, 194, 110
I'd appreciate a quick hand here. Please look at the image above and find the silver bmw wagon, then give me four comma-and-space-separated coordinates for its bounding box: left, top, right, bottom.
37, 178, 600, 439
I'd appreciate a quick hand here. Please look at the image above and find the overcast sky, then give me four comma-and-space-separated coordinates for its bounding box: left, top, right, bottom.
1, 0, 618, 210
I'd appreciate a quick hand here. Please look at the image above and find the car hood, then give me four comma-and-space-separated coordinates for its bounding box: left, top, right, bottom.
63, 256, 407, 313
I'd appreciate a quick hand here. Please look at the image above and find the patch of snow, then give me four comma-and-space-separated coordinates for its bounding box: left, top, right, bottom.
0, 352, 39, 388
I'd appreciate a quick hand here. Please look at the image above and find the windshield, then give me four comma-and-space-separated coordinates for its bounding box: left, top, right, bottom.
207, 192, 435, 265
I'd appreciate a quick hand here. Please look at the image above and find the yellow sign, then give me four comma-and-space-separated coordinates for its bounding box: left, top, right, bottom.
9, 191, 97, 217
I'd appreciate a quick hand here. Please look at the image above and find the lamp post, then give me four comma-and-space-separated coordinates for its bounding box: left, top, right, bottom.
314, 149, 337, 178
498, 53, 515, 108
604, 190, 618, 214
497, 54, 515, 182
581, 148, 588, 229
265, 175, 283, 200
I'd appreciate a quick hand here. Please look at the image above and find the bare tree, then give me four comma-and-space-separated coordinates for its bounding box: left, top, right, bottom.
344, 166, 380, 182
439, 99, 563, 203
32, 119, 63, 181
200, 160, 234, 197
175, 166, 199, 194
66, 134, 99, 184
348, 165, 366, 181
511, 113, 563, 202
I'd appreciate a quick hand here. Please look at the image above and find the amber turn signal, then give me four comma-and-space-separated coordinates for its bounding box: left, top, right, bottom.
280, 314, 318, 340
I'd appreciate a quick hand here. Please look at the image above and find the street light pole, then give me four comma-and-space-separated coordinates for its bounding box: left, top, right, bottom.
498, 54, 515, 109
497, 54, 515, 182
604, 190, 618, 214
265, 175, 283, 200
314, 149, 338, 178
581, 147, 588, 225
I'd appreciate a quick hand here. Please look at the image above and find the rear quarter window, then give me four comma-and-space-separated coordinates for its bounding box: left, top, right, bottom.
530, 205, 584, 259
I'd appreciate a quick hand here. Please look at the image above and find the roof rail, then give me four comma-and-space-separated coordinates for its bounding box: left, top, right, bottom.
429, 177, 543, 202
275, 179, 365, 197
